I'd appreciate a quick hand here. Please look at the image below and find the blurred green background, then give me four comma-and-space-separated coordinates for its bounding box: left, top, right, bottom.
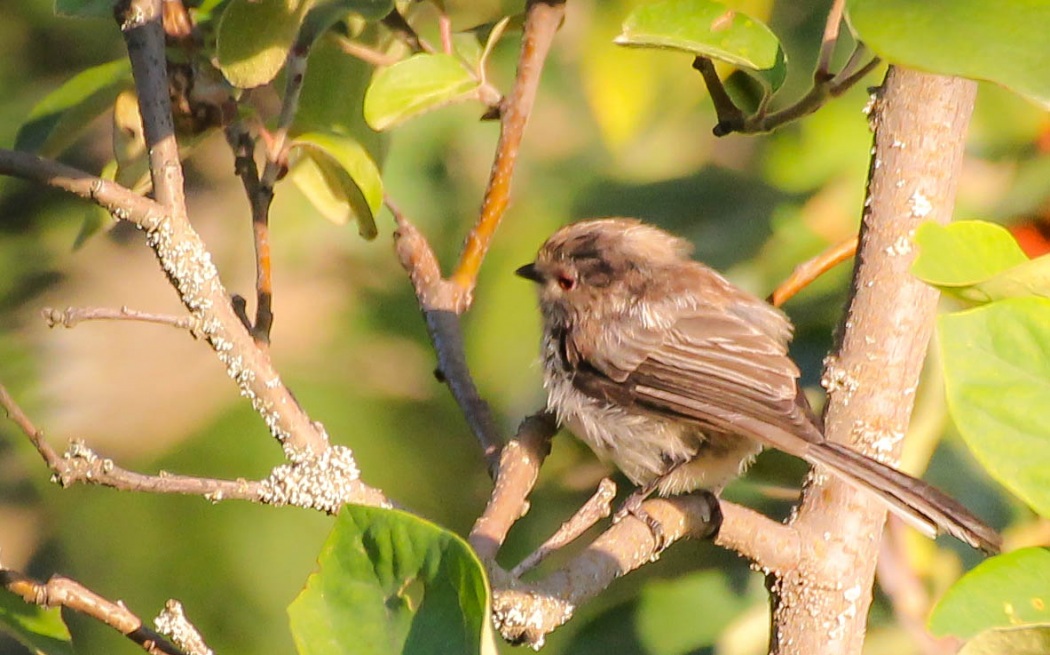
1, 0, 1046, 653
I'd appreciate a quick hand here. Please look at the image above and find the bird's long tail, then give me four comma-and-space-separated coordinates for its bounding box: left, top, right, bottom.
803, 441, 1001, 554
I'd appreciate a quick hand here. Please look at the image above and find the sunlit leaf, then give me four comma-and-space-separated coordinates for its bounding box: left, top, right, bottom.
914, 221, 1050, 303
289, 131, 382, 237
0, 587, 74, 655
16, 60, 133, 156
930, 548, 1050, 638
939, 299, 1050, 517
847, 0, 1050, 108
217, 0, 309, 88
616, 0, 786, 90
288, 505, 495, 655
363, 54, 479, 131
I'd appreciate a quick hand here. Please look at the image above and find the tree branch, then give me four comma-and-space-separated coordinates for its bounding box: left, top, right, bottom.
775, 68, 978, 655
1, 569, 188, 655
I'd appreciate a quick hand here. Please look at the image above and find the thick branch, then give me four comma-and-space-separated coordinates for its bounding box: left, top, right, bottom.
775, 68, 978, 655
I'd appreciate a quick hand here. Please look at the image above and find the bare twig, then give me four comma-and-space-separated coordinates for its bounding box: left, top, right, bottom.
815, 0, 846, 82
511, 478, 616, 577
392, 205, 504, 471
334, 35, 401, 67
41, 305, 199, 332
0, 152, 327, 458
694, 0, 879, 136
1, 569, 188, 655
450, 0, 566, 298
0, 383, 387, 509
225, 124, 275, 344
769, 236, 858, 307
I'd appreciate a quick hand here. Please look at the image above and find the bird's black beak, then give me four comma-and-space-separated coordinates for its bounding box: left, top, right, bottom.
515, 262, 542, 282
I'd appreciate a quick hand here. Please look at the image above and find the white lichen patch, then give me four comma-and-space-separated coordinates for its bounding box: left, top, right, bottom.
884, 235, 912, 257
260, 445, 368, 512
820, 356, 859, 402
909, 190, 933, 218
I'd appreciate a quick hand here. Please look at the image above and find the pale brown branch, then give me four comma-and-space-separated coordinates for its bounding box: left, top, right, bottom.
469, 411, 557, 561
154, 601, 213, 655
511, 478, 616, 577
815, 0, 846, 82
41, 305, 199, 332
1, 569, 187, 655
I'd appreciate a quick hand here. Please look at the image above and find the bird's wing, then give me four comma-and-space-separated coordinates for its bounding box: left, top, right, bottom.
566, 297, 821, 451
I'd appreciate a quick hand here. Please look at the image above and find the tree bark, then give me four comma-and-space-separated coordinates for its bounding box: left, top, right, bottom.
772, 67, 978, 655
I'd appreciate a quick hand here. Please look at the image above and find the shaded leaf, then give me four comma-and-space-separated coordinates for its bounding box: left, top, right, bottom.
288, 505, 495, 655
16, 60, 133, 156
217, 0, 309, 88
363, 54, 479, 131
616, 0, 786, 90
0, 587, 74, 655
289, 131, 382, 238
636, 571, 749, 654
939, 299, 1050, 517
847, 0, 1050, 108
930, 548, 1050, 638
959, 626, 1050, 655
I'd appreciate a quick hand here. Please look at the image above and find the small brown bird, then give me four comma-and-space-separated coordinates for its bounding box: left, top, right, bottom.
517, 218, 1000, 553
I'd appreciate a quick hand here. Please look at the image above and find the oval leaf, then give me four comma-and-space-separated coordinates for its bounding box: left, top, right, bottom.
289, 131, 382, 238
939, 298, 1050, 517
615, 0, 785, 90
847, 0, 1050, 108
930, 547, 1050, 638
288, 505, 494, 655
217, 0, 308, 88
363, 54, 479, 131
16, 59, 133, 156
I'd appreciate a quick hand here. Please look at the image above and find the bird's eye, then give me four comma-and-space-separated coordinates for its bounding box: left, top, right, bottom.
557, 273, 576, 291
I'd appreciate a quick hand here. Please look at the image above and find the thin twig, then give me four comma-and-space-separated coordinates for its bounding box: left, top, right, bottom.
450, 0, 566, 298
1, 569, 188, 655
391, 203, 504, 471
334, 35, 401, 67
225, 124, 275, 344
511, 478, 616, 577
693, 57, 746, 136
41, 306, 199, 332
769, 236, 858, 307
815, 0, 846, 82
0, 382, 388, 509
0, 150, 327, 457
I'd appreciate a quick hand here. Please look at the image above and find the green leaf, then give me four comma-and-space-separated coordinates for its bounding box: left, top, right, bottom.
288, 505, 494, 655
615, 0, 786, 91
363, 54, 479, 131
288, 131, 382, 238
217, 0, 310, 89
16, 60, 133, 156
635, 571, 749, 654
0, 587, 74, 655
959, 626, 1050, 655
930, 547, 1050, 638
939, 299, 1050, 517
342, 0, 393, 20
914, 221, 1050, 303
914, 221, 1029, 288
847, 0, 1050, 108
